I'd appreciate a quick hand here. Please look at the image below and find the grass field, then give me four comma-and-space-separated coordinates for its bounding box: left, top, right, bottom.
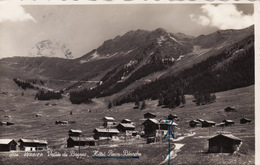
0, 77, 255, 164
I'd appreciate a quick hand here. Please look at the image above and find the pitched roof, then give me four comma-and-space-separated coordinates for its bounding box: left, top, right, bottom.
147, 118, 159, 124
208, 134, 242, 141
144, 112, 156, 116
223, 120, 234, 123
103, 116, 115, 121
0, 139, 16, 145
189, 120, 200, 124
204, 120, 216, 124
19, 139, 48, 144
69, 137, 95, 142
118, 123, 135, 128
69, 129, 82, 133
94, 128, 119, 133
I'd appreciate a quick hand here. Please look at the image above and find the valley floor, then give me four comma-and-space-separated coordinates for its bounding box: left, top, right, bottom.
0, 80, 255, 165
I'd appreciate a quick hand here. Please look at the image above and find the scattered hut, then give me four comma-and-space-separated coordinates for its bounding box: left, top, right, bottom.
224, 107, 237, 112
67, 137, 96, 147
197, 119, 205, 123
6, 122, 14, 126
116, 123, 135, 132
222, 120, 235, 126
55, 121, 68, 125
68, 129, 82, 137
143, 112, 156, 119
0, 139, 17, 151
18, 139, 48, 151
93, 128, 120, 140
36, 114, 42, 117
202, 120, 216, 127
240, 118, 252, 124
208, 134, 242, 153
189, 120, 200, 127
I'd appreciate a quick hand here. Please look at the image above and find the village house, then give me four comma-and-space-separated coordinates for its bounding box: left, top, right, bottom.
18, 139, 48, 151
116, 123, 135, 132
222, 120, 235, 126
143, 112, 156, 119
93, 128, 120, 140
36, 114, 42, 117
197, 119, 205, 123
67, 137, 96, 147
189, 120, 200, 127
0, 139, 17, 151
102, 116, 116, 128
68, 129, 82, 137
240, 118, 252, 124
202, 120, 216, 127
208, 134, 242, 153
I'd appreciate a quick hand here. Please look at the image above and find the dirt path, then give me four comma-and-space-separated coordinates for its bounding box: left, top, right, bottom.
159, 132, 196, 165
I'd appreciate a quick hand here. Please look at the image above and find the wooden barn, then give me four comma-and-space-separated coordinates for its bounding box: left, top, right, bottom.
189, 120, 200, 127
103, 116, 116, 128
143, 112, 156, 119
202, 120, 216, 127
68, 129, 82, 137
18, 139, 48, 151
116, 123, 135, 132
0, 139, 17, 151
121, 119, 132, 124
240, 118, 252, 124
67, 137, 96, 147
208, 134, 242, 153
222, 120, 235, 126
93, 128, 119, 140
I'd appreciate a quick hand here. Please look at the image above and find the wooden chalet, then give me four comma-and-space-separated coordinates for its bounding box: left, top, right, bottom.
202, 120, 216, 127
18, 139, 48, 151
93, 128, 120, 140
68, 129, 82, 137
222, 120, 235, 126
0, 139, 17, 151
143, 112, 156, 119
208, 134, 242, 153
197, 119, 205, 123
240, 118, 252, 124
116, 123, 135, 132
142, 119, 177, 137
189, 120, 200, 127
67, 137, 96, 147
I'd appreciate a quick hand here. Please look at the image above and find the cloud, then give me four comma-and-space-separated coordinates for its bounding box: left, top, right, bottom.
190, 4, 254, 30
0, 2, 36, 23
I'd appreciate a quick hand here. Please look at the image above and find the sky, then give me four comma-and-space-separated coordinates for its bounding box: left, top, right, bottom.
0, 2, 255, 59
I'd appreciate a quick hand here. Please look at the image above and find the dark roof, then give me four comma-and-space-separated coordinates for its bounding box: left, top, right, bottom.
241, 118, 251, 121
208, 134, 242, 141
160, 120, 178, 126
189, 120, 200, 124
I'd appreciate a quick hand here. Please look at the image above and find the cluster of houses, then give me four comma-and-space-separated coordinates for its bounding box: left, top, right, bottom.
0, 139, 48, 152
189, 118, 252, 128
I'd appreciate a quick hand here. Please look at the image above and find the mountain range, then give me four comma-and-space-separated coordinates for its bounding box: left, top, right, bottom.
0, 25, 254, 104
